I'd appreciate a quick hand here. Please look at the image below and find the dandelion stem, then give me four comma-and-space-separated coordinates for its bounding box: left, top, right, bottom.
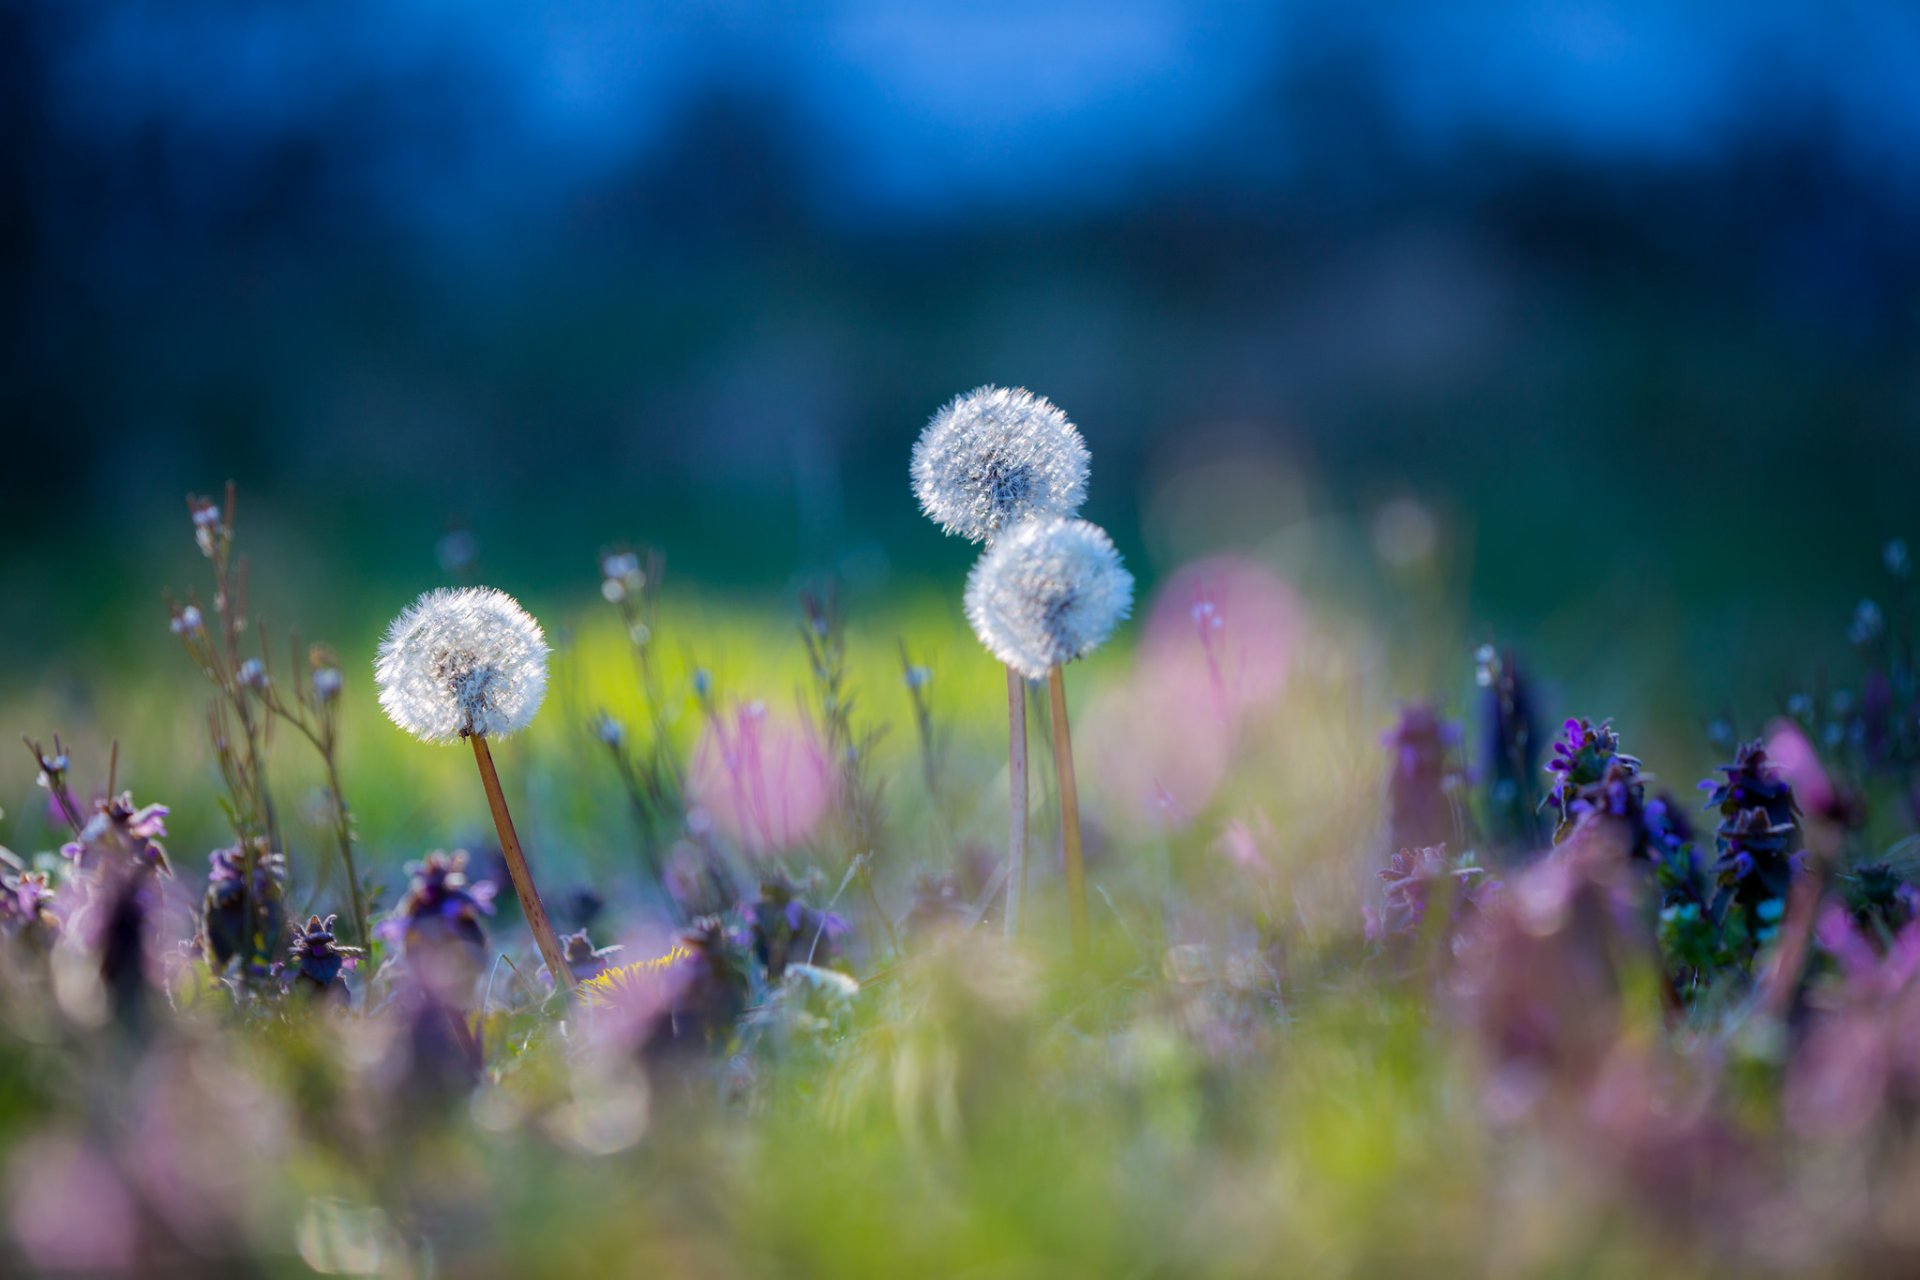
1005, 664, 1029, 938
1047, 664, 1088, 958
468, 734, 575, 991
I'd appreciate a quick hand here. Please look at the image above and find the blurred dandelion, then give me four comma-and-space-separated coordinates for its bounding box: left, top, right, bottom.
914, 385, 1091, 939
965, 517, 1133, 955
911, 385, 1089, 544
964, 517, 1132, 682
375, 588, 573, 991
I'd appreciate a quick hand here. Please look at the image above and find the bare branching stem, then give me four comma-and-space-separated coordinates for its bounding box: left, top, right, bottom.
469, 734, 575, 991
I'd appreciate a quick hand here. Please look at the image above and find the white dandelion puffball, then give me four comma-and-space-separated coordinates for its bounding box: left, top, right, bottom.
965, 518, 1134, 680
911, 385, 1091, 543
375, 587, 550, 742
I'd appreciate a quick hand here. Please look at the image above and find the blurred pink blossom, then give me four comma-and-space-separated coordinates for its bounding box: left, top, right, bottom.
8, 1134, 140, 1272
688, 703, 832, 856
1086, 555, 1302, 830
1763, 719, 1834, 816
1786, 908, 1920, 1139
1140, 555, 1301, 720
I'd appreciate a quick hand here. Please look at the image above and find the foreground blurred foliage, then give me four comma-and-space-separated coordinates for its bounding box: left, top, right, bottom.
0, 502, 1918, 1277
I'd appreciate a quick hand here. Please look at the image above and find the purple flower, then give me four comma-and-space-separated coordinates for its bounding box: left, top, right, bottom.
201, 845, 288, 977
558, 928, 624, 984
1787, 908, 1920, 1138
1544, 718, 1640, 840
1700, 739, 1800, 830
1381, 704, 1464, 854
744, 872, 848, 981
1454, 841, 1654, 1114
393, 850, 495, 1001
1367, 844, 1494, 946
0, 868, 58, 942
60, 793, 172, 878
1475, 645, 1545, 859
288, 913, 362, 1000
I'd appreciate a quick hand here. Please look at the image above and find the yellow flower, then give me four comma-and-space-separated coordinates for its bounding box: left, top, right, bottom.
579, 944, 691, 1006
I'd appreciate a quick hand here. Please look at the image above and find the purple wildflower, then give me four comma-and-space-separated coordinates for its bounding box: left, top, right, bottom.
1848, 862, 1920, 941
1710, 807, 1800, 916
1786, 908, 1920, 1138
1700, 739, 1800, 831
0, 866, 58, 944
1381, 704, 1464, 854
744, 872, 848, 981
60, 793, 172, 878
287, 913, 361, 1001
1454, 841, 1655, 1115
652, 915, 750, 1054
558, 929, 624, 984
391, 851, 496, 1001
200, 845, 287, 977
1367, 844, 1495, 948
1545, 718, 1640, 841
1475, 645, 1545, 859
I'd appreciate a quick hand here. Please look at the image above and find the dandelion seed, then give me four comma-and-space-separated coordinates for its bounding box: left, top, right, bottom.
374, 587, 549, 744
911, 385, 1090, 544
964, 517, 1133, 680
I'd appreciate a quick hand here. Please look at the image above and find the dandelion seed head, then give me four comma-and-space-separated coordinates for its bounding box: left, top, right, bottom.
964, 517, 1132, 679
912, 385, 1090, 543
374, 587, 549, 742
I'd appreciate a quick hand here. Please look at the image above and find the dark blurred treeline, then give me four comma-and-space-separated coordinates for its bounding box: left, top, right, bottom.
2, 1, 1917, 681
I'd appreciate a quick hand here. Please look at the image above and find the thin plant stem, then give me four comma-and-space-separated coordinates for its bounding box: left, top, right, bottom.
468, 734, 576, 991
1005, 663, 1029, 938
321, 750, 371, 949
1047, 665, 1088, 958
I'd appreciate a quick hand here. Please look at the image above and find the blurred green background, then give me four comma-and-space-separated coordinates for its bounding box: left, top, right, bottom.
3, 1, 1917, 878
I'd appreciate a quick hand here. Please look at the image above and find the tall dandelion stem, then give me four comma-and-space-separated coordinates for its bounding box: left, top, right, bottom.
470, 733, 575, 991
377, 585, 566, 991
1047, 665, 1088, 959
1005, 664, 1030, 938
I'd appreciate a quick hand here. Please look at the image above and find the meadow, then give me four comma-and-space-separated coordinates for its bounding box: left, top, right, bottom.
0, 385, 1917, 1280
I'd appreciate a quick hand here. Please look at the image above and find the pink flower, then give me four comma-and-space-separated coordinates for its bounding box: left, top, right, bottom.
1085, 555, 1303, 831
7, 1134, 139, 1271
688, 703, 832, 856
1138, 555, 1301, 722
